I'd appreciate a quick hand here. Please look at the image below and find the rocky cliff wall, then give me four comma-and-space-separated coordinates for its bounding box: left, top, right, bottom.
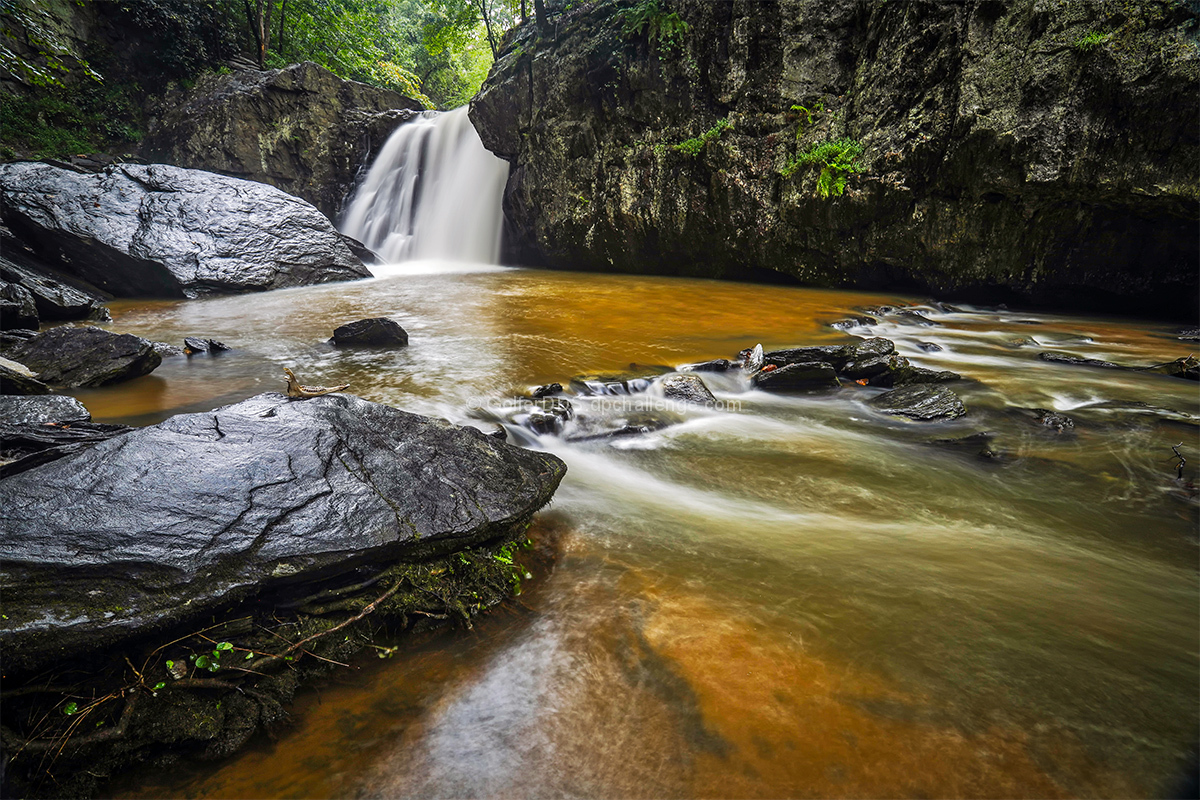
470, 0, 1199, 317
142, 62, 424, 220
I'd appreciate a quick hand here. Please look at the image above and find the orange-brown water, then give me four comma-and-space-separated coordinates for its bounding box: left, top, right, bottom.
88, 264, 1196, 798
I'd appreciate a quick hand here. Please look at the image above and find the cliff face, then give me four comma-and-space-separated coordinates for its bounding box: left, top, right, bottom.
470, 0, 1199, 316
141, 62, 424, 221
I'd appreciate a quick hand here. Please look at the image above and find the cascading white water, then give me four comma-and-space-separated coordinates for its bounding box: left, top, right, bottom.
340, 106, 509, 264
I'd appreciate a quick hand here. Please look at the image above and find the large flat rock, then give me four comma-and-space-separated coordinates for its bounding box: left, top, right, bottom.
0, 161, 371, 299
0, 393, 567, 674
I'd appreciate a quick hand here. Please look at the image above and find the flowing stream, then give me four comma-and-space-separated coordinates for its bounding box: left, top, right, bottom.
98, 108, 1200, 798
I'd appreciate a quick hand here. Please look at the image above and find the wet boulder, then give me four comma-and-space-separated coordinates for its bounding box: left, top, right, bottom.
0, 394, 89, 425
0, 281, 38, 330
0, 392, 567, 674
531, 382, 563, 398
0, 161, 370, 299
754, 362, 841, 391
659, 373, 717, 405
0, 419, 133, 479
765, 345, 851, 371
1, 326, 161, 388
867, 384, 967, 420
0, 360, 49, 394
183, 337, 232, 355
331, 317, 409, 347
0, 254, 109, 322
842, 353, 907, 380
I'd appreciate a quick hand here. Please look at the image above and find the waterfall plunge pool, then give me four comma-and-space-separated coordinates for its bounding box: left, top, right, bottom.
87, 263, 1200, 798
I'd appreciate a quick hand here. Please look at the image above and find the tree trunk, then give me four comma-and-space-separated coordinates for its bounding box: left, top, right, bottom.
277, 0, 287, 57
471, 0, 498, 58
244, 0, 263, 65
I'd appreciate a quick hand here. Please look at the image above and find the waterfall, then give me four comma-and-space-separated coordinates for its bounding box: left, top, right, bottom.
340, 107, 509, 265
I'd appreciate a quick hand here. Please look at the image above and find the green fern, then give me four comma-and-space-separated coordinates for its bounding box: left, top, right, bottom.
673, 117, 731, 157
782, 137, 863, 198
622, 0, 689, 52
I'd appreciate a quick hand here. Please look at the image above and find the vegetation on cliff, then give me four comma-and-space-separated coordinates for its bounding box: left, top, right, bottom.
0, 0, 525, 158
469, 0, 1199, 317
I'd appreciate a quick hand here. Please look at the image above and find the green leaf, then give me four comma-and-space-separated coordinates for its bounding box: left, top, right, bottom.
153, 682, 166, 691
195, 655, 211, 670
165, 660, 174, 670
245, 651, 255, 660
215, 641, 233, 651
63, 702, 78, 715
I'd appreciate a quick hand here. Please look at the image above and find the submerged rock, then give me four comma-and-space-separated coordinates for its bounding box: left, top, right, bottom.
1, 326, 161, 388
829, 316, 878, 331
564, 411, 676, 442
880, 364, 961, 387
0, 392, 567, 674
1024, 407, 1076, 434
0, 162, 370, 298
868, 384, 967, 420
1038, 351, 1124, 369
524, 396, 575, 435
683, 358, 733, 372
569, 375, 654, 395
1140, 355, 1199, 381
660, 373, 718, 405
331, 317, 409, 347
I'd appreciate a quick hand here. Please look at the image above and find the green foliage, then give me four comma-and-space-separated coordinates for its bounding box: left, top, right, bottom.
62, 701, 78, 716
782, 137, 863, 198
0, 0, 102, 87
188, 641, 235, 673
622, 0, 689, 52
673, 117, 731, 157
791, 101, 824, 137
1073, 30, 1109, 51
111, 0, 245, 85
0, 79, 144, 157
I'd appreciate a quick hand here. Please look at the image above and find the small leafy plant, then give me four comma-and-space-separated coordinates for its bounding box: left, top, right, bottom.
674, 117, 731, 157
1073, 31, 1108, 52
781, 137, 863, 198
622, 0, 689, 52
791, 101, 824, 136
189, 641, 235, 673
